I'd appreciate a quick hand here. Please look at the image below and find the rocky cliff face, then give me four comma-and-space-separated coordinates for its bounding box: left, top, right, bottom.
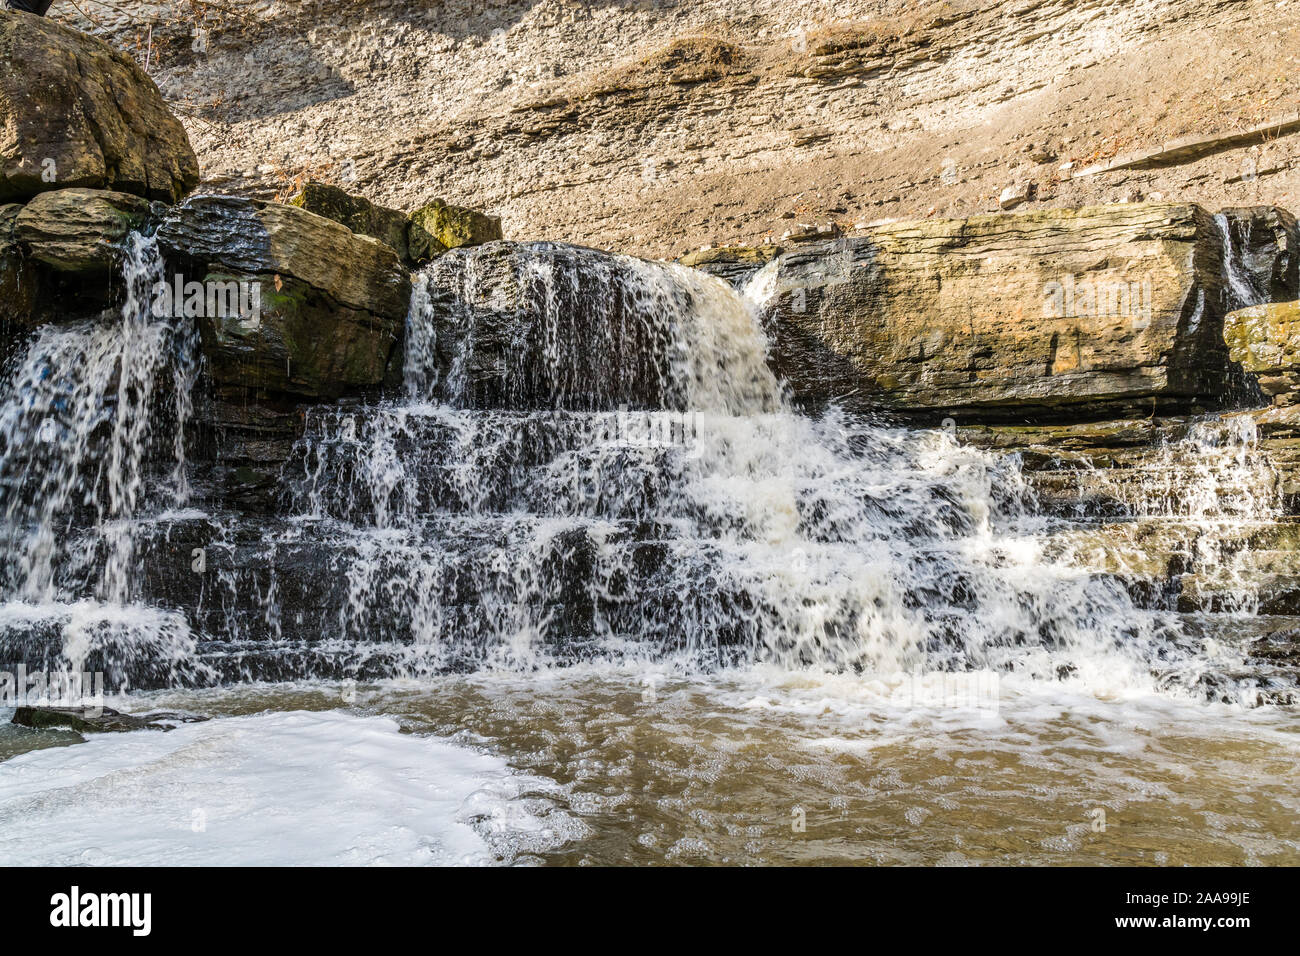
47, 0, 1300, 260
745, 203, 1296, 420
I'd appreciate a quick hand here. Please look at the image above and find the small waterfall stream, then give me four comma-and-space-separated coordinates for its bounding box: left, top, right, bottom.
0, 234, 204, 687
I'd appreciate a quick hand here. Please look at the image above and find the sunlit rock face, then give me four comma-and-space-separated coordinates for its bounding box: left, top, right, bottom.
753, 203, 1298, 421
0, 11, 199, 204
1225, 301, 1300, 406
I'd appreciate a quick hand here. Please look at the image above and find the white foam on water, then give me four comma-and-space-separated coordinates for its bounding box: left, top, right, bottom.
0, 709, 584, 866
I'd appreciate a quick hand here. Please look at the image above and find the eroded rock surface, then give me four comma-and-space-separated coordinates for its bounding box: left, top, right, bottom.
754, 203, 1285, 420
13, 187, 153, 275
0, 10, 199, 203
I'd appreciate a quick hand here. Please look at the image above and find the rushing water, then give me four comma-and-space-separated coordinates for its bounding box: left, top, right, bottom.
0, 235, 1296, 865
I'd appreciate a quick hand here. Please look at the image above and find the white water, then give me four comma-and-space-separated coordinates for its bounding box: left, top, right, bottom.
0, 709, 582, 865
0, 234, 202, 686
255, 243, 1270, 700
0, 237, 1286, 704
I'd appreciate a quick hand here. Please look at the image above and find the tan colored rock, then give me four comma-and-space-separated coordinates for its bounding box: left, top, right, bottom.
998, 182, 1032, 209
156, 195, 410, 322
155, 195, 411, 400
680, 244, 781, 287
1224, 301, 1300, 404
0, 11, 199, 203
45, 0, 1300, 260
760, 203, 1267, 419
288, 181, 411, 263
13, 187, 152, 274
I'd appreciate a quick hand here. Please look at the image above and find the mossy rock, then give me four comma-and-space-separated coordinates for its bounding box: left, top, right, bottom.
288, 181, 410, 263
13, 187, 151, 274
194, 270, 399, 399
1224, 301, 1300, 372
407, 199, 502, 263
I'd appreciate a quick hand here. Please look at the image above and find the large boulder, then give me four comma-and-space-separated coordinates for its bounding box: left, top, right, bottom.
0, 11, 200, 203
157, 196, 410, 323
288, 181, 411, 263
13, 187, 152, 275
757, 203, 1283, 421
1224, 301, 1300, 406
156, 195, 411, 399
3, 188, 156, 339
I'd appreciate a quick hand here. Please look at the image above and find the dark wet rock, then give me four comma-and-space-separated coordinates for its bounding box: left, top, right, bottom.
0, 11, 199, 203
414, 241, 687, 409
0, 201, 38, 350
12, 705, 209, 733
1218, 206, 1300, 303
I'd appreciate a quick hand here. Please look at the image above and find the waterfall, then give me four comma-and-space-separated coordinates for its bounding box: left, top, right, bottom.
0, 233, 204, 688
262, 244, 1234, 695
0, 238, 1286, 704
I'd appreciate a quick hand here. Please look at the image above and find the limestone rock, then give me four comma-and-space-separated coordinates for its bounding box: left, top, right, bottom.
1224, 301, 1300, 405
156, 195, 410, 323
408, 200, 502, 263
680, 244, 781, 288
758, 203, 1263, 420
13, 187, 152, 274
0, 11, 199, 203
156, 195, 410, 400
288, 181, 411, 263
998, 182, 1033, 209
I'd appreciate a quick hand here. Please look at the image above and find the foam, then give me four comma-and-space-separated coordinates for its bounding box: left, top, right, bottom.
0, 710, 583, 866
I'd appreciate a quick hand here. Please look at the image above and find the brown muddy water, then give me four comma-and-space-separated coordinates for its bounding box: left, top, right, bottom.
3, 668, 1294, 866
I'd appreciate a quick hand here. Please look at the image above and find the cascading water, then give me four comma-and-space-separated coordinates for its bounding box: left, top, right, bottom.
3, 236, 1296, 867
0, 233, 204, 689
196, 241, 1259, 699
0, 238, 1287, 704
